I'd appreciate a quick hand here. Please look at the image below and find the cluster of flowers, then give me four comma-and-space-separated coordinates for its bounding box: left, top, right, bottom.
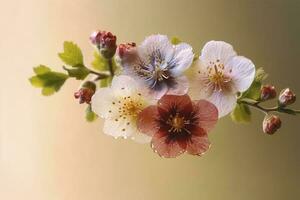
30, 30, 299, 158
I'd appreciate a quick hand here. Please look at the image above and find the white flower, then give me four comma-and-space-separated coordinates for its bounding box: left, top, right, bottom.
120, 34, 194, 99
91, 75, 153, 143
189, 41, 255, 117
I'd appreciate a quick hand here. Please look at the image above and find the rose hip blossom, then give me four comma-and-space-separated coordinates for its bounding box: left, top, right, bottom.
137, 94, 218, 158
190, 41, 256, 117
119, 35, 194, 99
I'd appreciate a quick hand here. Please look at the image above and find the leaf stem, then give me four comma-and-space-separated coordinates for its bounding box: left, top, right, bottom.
108, 59, 114, 76
239, 98, 300, 115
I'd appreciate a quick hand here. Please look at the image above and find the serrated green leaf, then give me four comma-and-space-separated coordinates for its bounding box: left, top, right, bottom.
29, 76, 44, 87
171, 37, 181, 45
91, 52, 108, 71
231, 103, 251, 123
63, 65, 89, 80
33, 65, 51, 75
29, 66, 68, 96
85, 105, 98, 122
42, 87, 56, 96
58, 41, 83, 66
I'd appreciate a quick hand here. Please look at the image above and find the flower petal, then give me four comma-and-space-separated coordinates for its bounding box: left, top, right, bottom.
157, 94, 193, 117
193, 100, 219, 132
169, 43, 194, 77
227, 56, 255, 92
139, 34, 174, 63
186, 129, 210, 156
111, 75, 138, 97
151, 130, 186, 158
103, 117, 137, 138
201, 41, 236, 66
91, 88, 115, 118
167, 76, 189, 96
137, 106, 160, 137
207, 91, 237, 118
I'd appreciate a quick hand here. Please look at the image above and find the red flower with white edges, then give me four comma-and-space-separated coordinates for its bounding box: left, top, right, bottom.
137, 94, 218, 158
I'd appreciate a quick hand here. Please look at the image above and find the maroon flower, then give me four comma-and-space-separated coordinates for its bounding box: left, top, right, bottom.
137, 95, 218, 158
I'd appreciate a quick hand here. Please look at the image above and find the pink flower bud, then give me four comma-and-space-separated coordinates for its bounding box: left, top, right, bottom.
262, 115, 281, 135
260, 85, 277, 101
89, 31, 117, 59
74, 81, 96, 104
117, 42, 136, 58
278, 88, 296, 106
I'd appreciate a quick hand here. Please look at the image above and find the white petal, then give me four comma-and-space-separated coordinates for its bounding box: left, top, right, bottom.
228, 56, 255, 92
207, 91, 237, 118
201, 41, 237, 66
111, 75, 138, 97
103, 118, 136, 138
169, 43, 194, 77
149, 82, 168, 99
167, 76, 189, 96
91, 88, 115, 118
139, 34, 174, 63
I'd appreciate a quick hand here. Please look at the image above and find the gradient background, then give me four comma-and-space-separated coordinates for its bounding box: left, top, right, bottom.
1, 0, 300, 199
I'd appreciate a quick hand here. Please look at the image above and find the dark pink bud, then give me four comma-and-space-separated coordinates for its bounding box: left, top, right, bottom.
74, 81, 96, 104
278, 88, 296, 106
117, 42, 136, 58
260, 85, 276, 101
263, 115, 281, 135
90, 31, 117, 59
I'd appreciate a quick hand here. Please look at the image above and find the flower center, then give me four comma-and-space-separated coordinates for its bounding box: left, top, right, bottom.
206, 60, 232, 92
167, 113, 188, 133
153, 67, 169, 82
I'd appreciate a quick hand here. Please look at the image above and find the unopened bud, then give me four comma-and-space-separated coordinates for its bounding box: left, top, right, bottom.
260, 85, 277, 101
278, 88, 296, 106
90, 31, 117, 59
74, 81, 96, 104
263, 115, 281, 135
117, 42, 136, 58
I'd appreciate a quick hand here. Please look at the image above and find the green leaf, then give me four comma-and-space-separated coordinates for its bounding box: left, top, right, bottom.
241, 67, 268, 100
33, 65, 51, 75
91, 52, 108, 71
171, 37, 181, 45
231, 103, 251, 123
63, 65, 90, 80
58, 41, 83, 66
85, 105, 98, 122
42, 87, 56, 96
29, 65, 68, 96
29, 76, 44, 87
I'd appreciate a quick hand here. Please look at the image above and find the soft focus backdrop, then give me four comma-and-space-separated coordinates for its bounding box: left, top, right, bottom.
1, 0, 300, 199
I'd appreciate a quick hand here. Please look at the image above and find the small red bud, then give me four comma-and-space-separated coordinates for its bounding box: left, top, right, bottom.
74, 81, 96, 104
117, 42, 136, 58
278, 88, 296, 106
90, 30, 117, 59
260, 85, 276, 101
263, 115, 282, 135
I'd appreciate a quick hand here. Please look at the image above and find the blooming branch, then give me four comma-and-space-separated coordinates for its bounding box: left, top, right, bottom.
28, 30, 300, 158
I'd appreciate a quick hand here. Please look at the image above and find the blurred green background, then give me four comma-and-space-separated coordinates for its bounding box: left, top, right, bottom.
1, 0, 299, 199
